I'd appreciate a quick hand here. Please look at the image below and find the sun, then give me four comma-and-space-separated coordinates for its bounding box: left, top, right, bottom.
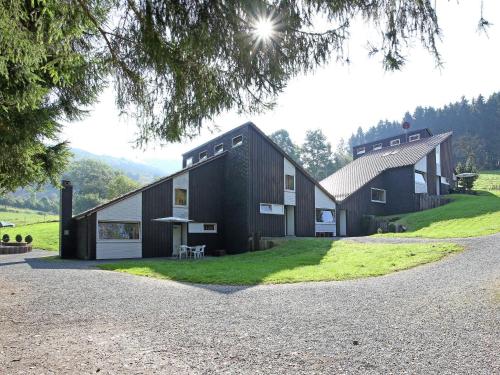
254, 17, 274, 40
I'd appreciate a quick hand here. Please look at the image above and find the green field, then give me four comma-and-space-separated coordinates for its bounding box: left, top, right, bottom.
0, 222, 59, 251
98, 239, 461, 285
377, 171, 500, 238
0, 206, 58, 226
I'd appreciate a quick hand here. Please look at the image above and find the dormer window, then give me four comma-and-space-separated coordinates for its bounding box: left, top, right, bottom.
185, 157, 193, 167
232, 135, 243, 147
214, 143, 224, 154
199, 150, 208, 161
409, 134, 420, 142
356, 147, 366, 155
390, 139, 400, 146
373, 143, 382, 151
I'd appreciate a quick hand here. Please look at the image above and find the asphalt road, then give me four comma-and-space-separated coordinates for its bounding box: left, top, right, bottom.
0, 234, 499, 374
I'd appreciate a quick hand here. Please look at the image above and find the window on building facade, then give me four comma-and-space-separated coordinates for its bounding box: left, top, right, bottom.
185, 157, 193, 167
98, 222, 140, 240
214, 143, 224, 154
315, 209, 335, 223
390, 139, 400, 146
371, 188, 386, 203
175, 188, 187, 206
259, 203, 284, 215
409, 134, 420, 142
373, 143, 382, 150
199, 151, 208, 161
232, 135, 243, 147
203, 224, 216, 232
356, 147, 366, 155
285, 174, 295, 191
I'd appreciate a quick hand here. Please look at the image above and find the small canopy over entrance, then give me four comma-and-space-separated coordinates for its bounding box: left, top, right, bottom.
152, 217, 192, 223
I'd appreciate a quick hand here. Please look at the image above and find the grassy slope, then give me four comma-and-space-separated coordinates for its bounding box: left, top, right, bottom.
98, 239, 461, 285
378, 171, 500, 238
0, 222, 59, 251
0, 206, 58, 226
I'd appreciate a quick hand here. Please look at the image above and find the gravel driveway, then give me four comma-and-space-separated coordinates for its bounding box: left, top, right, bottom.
0, 234, 499, 374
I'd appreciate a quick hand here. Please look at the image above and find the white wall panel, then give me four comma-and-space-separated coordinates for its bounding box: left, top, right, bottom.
97, 193, 142, 221
96, 193, 143, 259
284, 191, 296, 206
284, 157, 295, 176
96, 242, 142, 259
415, 156, 427, 173
315, 186, 335, 209
436, 144, 441, 176
315, 223, 336, 235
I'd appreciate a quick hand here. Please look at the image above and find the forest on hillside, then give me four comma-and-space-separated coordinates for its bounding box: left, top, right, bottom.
348, 92, 500, 169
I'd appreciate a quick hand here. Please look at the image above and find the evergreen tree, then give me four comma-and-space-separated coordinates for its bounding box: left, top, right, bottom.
269, 130, 301, 162
332, 139, 352, 172
301, 130, 335, 180
2, 0, 457, 192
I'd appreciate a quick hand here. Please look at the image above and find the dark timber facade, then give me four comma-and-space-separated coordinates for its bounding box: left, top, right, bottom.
321, 129, 454, 236
63, 122, 337, 260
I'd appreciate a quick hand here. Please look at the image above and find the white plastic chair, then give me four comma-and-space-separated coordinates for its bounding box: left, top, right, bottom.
178, 245, 188, 259
192, 245, 206, 259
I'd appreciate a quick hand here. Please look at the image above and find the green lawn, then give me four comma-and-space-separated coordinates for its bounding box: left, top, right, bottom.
377, 171, 500, 238
0, 222, 59, 251
98, 239, 461, 285
0, 206, 58, 226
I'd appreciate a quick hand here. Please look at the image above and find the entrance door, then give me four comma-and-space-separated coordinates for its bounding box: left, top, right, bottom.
285, 206, 295, 236
172, 224, 182, 256
339, 210, 347, 236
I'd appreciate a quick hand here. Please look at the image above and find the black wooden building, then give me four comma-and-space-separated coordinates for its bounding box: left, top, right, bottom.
61, 122, 337, 259
321, 129, 454, 236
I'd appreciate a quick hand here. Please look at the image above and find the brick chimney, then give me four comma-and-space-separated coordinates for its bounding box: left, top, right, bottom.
59, 180, 74, 258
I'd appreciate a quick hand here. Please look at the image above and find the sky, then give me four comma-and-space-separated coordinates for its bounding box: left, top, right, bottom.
61, 0, 500, 170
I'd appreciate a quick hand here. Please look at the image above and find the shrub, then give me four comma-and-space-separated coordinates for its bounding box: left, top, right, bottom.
377, 227, 383, 234
388, 223, 397, 233
2, 234, 9, 243
15, 234, 23, 243
25, 235, 33, 244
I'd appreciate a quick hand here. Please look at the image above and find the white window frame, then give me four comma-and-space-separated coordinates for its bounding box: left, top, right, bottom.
232, 135, 243, 148
97, 220, 142, 242
174, 188, 188, 206
409, 134, 420, 142
199, 150, 208, 161
185, 157, 193, 167
284, 174, 295, 191
373, 143, 382, 151
214, 143, 224, 155
390, 139, 401, 146
356, 147, 366, 155
315, 208, 336, 224
259, 203, 284, 215
370, 188, 386, 203
188, 222, 218, 233
203, 223, 217, 233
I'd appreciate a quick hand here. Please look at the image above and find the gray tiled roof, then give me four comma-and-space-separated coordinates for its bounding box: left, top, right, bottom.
320, 132, 452, 202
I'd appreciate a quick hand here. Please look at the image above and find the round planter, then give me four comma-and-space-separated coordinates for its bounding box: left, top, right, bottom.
0, 242, 32, 254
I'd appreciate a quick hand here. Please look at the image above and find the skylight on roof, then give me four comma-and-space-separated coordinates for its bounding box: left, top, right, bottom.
381, 150, 399, 157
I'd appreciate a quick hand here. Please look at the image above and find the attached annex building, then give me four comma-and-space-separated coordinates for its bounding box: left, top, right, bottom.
61, 122, 337, 260
320, 128, 454, 236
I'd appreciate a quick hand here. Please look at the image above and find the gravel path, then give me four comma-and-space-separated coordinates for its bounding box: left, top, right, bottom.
0, 234, 499, 374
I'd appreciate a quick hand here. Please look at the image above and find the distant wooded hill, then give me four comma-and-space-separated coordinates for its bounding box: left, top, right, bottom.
1, 149, 181, 214
348, 92, 500, 169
